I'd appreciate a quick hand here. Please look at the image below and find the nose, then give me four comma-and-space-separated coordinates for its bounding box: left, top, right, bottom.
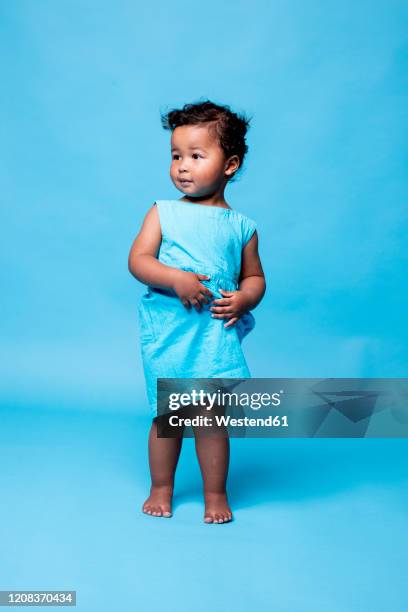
177, 158, 190, 173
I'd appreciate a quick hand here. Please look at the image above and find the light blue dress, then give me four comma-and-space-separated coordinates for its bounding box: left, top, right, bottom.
138, 199, 257, 417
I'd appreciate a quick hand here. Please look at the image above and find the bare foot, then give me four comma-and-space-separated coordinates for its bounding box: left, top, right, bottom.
204, 491, 233, 524
142, 485, 173, 518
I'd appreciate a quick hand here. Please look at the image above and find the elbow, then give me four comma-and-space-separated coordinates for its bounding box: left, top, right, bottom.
258, 275, 266, 300
128, 251, 152, 279
128, 252, 141, 277
128, 253, 134, 275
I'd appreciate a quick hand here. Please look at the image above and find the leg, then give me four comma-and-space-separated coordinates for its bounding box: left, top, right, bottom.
142, 419, 183, 518
193, 409, 233, 524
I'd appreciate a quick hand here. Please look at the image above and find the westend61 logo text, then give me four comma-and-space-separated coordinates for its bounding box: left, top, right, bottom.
168, 389, 283, 411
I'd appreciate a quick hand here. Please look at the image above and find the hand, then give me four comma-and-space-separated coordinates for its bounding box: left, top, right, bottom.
210, 289, 250, 328
172, 270, 213, 312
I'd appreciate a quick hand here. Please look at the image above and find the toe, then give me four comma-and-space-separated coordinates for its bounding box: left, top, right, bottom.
204, 514, 213, 523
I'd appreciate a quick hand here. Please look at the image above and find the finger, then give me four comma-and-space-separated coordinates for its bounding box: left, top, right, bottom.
198, 284, 213, 298
199, 296, 210, 305
211, 312, 234, 319
182, 300, 191, 309
211, 298, 231, 306
224, 317, 239, 328
191, 298, 202, 312
219, 289, 234, 296
210, 306, 232, 313
197, 274, 211, 280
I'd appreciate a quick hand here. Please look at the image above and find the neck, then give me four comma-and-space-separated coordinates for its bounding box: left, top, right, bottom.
180, 186, 230, 208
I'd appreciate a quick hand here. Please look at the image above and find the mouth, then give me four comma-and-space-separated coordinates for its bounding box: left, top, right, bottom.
179, 179, 192, 185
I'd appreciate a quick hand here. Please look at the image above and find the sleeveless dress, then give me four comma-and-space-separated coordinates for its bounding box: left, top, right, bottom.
138, 199, 257, 417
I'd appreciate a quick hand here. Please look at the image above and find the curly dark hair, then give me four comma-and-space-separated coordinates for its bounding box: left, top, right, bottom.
160, 99, 252, 182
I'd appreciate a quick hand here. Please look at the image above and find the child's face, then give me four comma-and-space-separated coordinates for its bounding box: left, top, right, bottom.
170, 124, 238, 197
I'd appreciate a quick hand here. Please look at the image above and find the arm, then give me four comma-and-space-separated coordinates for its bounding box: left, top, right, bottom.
237, 230, 266, 310
128, 204, 214, 310
210, 231, 266, 327
128, 204, 180, 291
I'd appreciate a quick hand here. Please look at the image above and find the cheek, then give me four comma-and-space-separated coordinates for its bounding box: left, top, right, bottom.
199, 163, 218, 180
195, 161, 211, 176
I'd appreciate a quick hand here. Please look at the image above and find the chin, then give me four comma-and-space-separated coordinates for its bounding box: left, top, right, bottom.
180, 187, 199, 196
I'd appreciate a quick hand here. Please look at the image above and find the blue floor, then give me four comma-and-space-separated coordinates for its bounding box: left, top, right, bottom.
1, 404, 407, 611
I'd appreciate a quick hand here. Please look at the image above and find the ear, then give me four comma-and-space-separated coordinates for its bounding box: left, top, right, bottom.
224, 155, 240, 178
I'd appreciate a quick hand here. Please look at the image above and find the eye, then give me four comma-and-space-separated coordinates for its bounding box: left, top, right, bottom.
172, 154, 180, 160
192, 153, 202, 159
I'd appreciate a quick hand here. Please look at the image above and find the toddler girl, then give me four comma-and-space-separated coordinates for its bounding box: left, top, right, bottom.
128, 100, 266, 523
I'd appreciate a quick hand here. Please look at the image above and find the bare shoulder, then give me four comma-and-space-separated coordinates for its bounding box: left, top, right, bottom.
240, 231, 264, 280
138, 202, 161, 235
143, 202, 160, 223
128, 203, 162, 260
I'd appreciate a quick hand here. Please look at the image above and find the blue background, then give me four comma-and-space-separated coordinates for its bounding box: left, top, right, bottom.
1, 1, 407, 610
